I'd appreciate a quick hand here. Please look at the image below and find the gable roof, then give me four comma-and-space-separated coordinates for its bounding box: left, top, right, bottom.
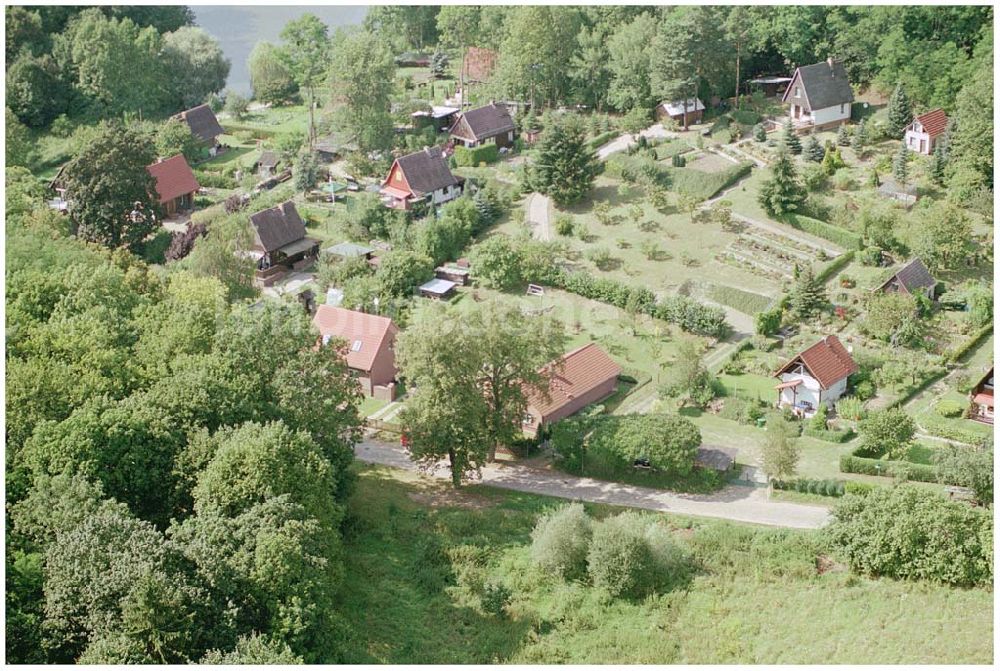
661, 98, 706, 116
173, 104, 225, 143
782, 60, 854, 110
256, 150, 280, 168
912, 108, 948, 139
775, 335, 858, 389
249, 200, 307, 253
451, 103, 515, 141
388, 146, 460, 196
312, 305, 398, 372
461, 47, 498, 83
527, 343, 622, 419
875, 258, 936, 294
146, 155, 200, 203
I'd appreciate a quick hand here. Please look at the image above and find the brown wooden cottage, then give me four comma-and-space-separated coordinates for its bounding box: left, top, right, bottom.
873, 258, 936, 299
380, 146, 463, 210
782, 58, 854, 133
969, 367, 994, 425
448, 103, 516, 149
904, 108, 948, 156
656, 98, 706, 125
313, 305, 400, 400
172, 104, 226, 156
146, 155, 200, 217
522, 343, 622, 437
248, 200, 320, 285
255, 150, 280, 178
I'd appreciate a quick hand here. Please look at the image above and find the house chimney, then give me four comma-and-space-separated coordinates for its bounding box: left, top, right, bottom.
827, 56, 835, 69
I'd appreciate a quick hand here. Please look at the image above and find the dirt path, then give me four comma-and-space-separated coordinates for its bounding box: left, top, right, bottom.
526, 193, 552, 241
355, 439, 831, 529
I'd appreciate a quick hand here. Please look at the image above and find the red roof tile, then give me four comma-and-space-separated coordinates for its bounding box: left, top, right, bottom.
312, 305, 398, 373
146, 155, 200, 204
775, 335, 858, 389
526, 343, 622, 420
914, 108, 948, 139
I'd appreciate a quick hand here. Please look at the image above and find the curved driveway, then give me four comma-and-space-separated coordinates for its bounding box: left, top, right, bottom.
355, 439, 831, 529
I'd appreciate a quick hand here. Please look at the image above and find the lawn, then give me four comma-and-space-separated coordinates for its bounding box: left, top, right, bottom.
332, 464, 993, 664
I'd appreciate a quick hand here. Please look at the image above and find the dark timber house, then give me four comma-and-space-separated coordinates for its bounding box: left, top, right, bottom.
248, 200, 320, 285
380, 146, 463, 210
448, 103, 516, 149
872, 258, 937, 299
172, 104, 226, 156
782, 58, 854, 133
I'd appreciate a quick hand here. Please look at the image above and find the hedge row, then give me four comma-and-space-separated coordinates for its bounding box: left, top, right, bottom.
839, 454, 939, 483
773, 478, 845, 497
919, 412, 991, 447
453, 143, 500, 167
946, 323, 994, 363
548, 269, 729, 338
666, 161, 752, 201
780, 214, 863, 250
803, 426, 856, 443
815, 250, 856, 284
586, 130, 620, 151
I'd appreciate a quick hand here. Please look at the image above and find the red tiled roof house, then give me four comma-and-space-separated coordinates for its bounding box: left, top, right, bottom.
313, 305, 400, 401
522, 343, 622, 437
146, 155, 200, 217
773, 335, 858, 417
904, 108, 948, 155
380, 146, 463, 210
969, 366, 994, 425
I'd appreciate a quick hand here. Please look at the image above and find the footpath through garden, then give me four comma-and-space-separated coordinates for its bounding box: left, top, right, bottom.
355, 438, 832, 529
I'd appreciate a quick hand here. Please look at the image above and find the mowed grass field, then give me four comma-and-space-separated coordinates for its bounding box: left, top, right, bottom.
332, 465, 993, 664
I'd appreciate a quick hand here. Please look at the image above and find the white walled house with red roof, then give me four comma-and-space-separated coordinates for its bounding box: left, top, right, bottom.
313, 305, 399, 401
773, 335, 858, 417
904, 108, 948, 155
522, 343, 622, 437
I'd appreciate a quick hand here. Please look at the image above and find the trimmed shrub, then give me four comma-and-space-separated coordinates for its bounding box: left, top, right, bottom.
452, 143, 500, 167
815, 251, 855, 284
843, 480, 876, 496
780, 214, 863, 250
773, 478, 845, 497
803, 426, 856, 443
946, 324, 993, 363
530, 503, 593, 580
839, 453, 938, 483
935, 400, 965, 418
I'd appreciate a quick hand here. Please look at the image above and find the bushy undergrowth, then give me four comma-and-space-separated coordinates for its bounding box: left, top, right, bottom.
529, 503, 592, 580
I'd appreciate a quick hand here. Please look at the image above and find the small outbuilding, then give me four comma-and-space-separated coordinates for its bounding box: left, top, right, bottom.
748, 76, 793, 98
411, 105, 460, 132
248, 200, 320, 284
656, 98, 705, 125
435, 265, 470, 285
324, 241, 375, 260
418, 278, 457, 300
255, 150, 280, 178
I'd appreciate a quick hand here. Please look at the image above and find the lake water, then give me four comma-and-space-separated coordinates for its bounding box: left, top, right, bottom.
192, 5, 368, 96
